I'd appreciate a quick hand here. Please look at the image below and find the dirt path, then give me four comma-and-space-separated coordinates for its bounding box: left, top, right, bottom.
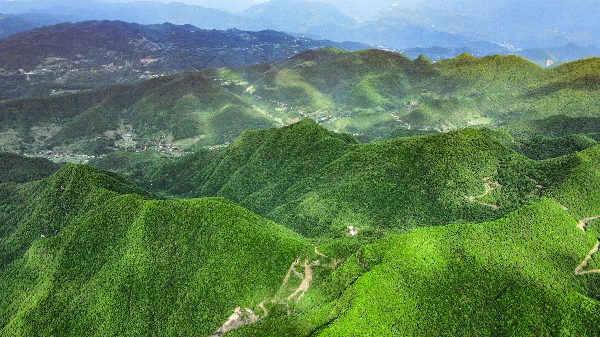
314, 245, 340, 269
258, 302, 268, 317
209, 307, 259, 337
577, 216, 600, 232
464, 176, 501, 210
314, 246, 326, 257
529, 177, 544, 190
573, 215, 600, 275
286, 259, 319, 302
575, 241, 600, 275
209, 254, 323, 336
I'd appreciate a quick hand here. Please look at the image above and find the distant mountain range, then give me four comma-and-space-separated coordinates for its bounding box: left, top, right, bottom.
1, 0, 598, 66
0, 14, 40, 39
0, 20, 366, 99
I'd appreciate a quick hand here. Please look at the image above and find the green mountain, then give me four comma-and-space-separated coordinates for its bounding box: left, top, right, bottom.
0, 163, 315, 336
5, 117, 600, 335
239, 198, 600, 336
0, 14, 38, 39
3, 49, 600, 160
0, 20, 366, 99
0, 152, 61, 183
92, 119, 540, 239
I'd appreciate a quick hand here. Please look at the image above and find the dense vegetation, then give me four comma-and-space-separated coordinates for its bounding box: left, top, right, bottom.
4, 112, 600, 335
91, 117, 600, 241
0, 164, 313, 336
0, 152, 61, 183
0, 20, 366, 99
3, 44, 600, 336
2, 49, 600, 157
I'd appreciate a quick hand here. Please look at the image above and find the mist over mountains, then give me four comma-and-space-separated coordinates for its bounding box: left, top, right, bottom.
0, 20, 365, 99
1, 0, 599, 64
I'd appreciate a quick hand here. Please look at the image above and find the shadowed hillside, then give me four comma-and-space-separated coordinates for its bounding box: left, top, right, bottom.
0, 152, 61, 183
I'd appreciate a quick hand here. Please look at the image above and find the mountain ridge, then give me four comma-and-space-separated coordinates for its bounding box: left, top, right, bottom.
2, 49, 600, 158
3, 115, 600, 334
0, 20, 367, 99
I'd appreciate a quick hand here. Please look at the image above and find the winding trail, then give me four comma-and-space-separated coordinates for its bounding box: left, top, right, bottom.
577, 216, 600, 232
314, 246, 326, 257
529, 177, 544, 190
286, 259, 316, 302
209, 307, 259, 337
314, 245, 340, 269
464, 176, 501, 210
210, 250, 330, 336
258, 302, 268, 317
574, 216, 600, 275
575, 241, 600, 275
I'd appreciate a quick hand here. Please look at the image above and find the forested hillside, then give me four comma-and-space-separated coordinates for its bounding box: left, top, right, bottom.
3, 118, 600, 335
0, 164, 315, 336
96, 119, 535, 237
2, 49, 600, 160
2, 37, 600, 335
89, 118, 600, 239
0, 20, 366, 99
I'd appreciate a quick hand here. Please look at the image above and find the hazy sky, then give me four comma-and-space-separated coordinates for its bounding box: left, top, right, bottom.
95, 0, 270, 12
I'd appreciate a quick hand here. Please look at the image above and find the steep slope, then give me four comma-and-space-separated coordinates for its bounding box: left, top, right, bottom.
0, 163, 314, 336
236, 198, 600, 336
5, 129, 600, 336
230, 144, 600, 336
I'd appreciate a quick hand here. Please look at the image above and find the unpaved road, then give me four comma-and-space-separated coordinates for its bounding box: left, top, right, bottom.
575, 241, 600, 275
577, 216, 600, 232
209, 254, 323, 336
574, 216, 600, 275
464, 176, 501, 210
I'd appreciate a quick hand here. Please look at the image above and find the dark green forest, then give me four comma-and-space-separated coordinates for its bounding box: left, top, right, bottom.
2, 49, 600, 336
3, 116, 600, 335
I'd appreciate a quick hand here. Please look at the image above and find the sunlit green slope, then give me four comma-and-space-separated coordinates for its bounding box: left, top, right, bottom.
0, 164, 313, 336
231, 145, 600, 337
5, 126, 600, 336
247, 199, 600, 336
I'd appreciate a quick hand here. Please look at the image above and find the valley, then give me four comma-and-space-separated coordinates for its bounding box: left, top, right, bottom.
2, 113, 600, 335
2, 47, 600, 165
0, 20, 366, 99
1, 7, 600, 336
